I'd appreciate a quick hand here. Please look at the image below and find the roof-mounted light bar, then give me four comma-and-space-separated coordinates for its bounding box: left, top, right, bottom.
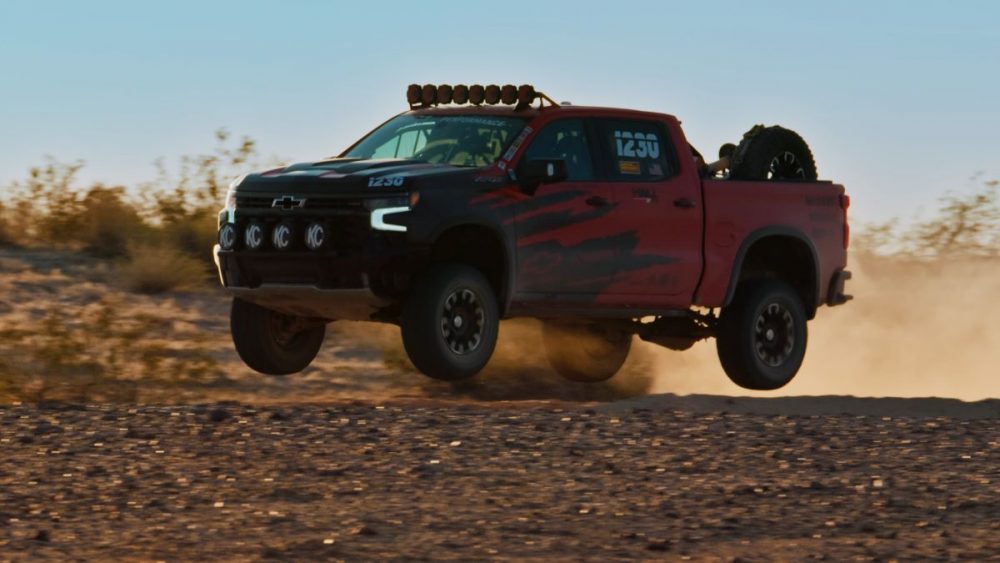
406, 83, 559, 111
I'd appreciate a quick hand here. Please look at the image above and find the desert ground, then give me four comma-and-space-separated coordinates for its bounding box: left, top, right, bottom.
1, 248, 999, 561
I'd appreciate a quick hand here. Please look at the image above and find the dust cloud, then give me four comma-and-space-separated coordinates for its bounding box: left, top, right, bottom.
644, 258, 1000, 401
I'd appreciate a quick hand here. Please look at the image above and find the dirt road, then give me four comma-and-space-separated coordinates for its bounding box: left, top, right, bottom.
2, 397, 998, 561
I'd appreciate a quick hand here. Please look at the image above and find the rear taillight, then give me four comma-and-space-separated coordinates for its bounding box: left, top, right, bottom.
840, 194, 851, 249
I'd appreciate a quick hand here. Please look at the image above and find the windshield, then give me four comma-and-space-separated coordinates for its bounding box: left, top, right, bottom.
343, 114, 528, 167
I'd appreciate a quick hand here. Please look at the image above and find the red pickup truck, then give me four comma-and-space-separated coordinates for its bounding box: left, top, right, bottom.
215, 84, 852, 391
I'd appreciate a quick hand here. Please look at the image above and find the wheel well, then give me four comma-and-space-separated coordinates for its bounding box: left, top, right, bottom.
430, 225, 508, 312
735, 235, 818, 317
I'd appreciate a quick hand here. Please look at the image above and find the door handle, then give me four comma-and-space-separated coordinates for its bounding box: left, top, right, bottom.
673, 197, 696, 209
585, 195, 610, 207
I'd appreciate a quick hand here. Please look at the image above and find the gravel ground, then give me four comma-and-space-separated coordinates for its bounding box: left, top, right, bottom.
2, 397, 998, 561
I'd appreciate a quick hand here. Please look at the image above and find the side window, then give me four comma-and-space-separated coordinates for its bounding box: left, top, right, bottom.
598, 119, 676, 181
522, 119, 594, 181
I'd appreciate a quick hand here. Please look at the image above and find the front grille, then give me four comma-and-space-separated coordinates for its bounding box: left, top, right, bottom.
236, 195, 366, 214
236, 196, 274, 209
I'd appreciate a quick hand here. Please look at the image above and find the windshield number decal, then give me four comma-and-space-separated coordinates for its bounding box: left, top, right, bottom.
614, 131, 660, 159
369, 176, 405, 188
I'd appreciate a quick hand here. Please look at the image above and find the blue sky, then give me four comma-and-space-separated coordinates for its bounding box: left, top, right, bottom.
1, 0, 998, 222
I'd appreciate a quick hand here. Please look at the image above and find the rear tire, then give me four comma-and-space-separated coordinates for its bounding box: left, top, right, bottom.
401, 263, 499, 381
716, 280, 807, 390
230, 298, 325, 376
543, 322, 631, 382
729, 125, 817, 181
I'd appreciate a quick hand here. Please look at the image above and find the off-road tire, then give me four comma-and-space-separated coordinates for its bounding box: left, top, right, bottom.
230, 298, 326, 376
729, 125, 818, 181
401, 263, 499, 381
716, 280, 807, 390
542, 322, 632, 382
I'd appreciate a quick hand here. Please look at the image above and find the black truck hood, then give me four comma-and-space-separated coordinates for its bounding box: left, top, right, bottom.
235, 158, 476, 195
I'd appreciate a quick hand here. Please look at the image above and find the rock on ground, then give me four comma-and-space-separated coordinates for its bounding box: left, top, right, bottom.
1, 398, 998, 560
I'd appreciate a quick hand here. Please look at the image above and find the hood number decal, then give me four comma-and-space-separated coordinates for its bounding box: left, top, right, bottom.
369, 176, 405, 188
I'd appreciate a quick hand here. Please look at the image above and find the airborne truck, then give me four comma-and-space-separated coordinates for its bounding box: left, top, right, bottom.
214, 84, 852, 390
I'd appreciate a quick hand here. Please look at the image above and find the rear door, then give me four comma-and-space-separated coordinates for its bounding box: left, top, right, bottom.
594, 118, 703, 306
513, 118, 619, 298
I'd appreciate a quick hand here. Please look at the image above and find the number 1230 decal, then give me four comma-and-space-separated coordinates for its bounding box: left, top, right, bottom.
614, 131, 661, 159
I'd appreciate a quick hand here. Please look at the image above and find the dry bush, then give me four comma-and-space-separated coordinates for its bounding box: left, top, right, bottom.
118, 244, 209, 294
0, 202, 16, 247
0, 129, 262, 288
0, 299, 220, 402
856, 177, 1000, 258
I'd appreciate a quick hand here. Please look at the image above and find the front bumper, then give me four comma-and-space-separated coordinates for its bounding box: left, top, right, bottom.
214, 237, 427, 321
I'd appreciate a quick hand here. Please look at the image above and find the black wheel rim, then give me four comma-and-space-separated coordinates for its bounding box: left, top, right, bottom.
440, 288, 485, 355
767, 151, 806, 180
753, 302, 795, 367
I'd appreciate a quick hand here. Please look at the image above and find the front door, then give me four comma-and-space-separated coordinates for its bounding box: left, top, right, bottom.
513, 119, 619, 300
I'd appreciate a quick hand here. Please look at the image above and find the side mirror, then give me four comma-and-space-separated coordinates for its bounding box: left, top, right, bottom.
517, 158, 568, 194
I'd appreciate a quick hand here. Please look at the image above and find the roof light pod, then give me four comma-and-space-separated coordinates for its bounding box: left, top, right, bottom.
468, 84, 485, 105
484, 84, 501, 105
452, 84, 469, 104
517, 84, 536, 105
436, 84, 453, 104
500, 84, 517, 105
406, 84, 422, 106
421, 84, 436, 106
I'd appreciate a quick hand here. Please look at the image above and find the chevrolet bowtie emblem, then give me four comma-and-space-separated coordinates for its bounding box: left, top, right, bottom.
272, 195, 307, 210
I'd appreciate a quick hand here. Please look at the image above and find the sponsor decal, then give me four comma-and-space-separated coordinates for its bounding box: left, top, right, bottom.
501, 126, 534, 164
272, 223, 292, 250
305, 223, 326, 250
618, 160, 641, 175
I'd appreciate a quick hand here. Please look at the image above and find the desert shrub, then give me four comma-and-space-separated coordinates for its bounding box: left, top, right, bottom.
855, 177, 1000, 259
0, 202, 16, 247
0, 299, 220, 402
118, 244, 209, 294
160, 210, 220, 263
0, 129, 264, 289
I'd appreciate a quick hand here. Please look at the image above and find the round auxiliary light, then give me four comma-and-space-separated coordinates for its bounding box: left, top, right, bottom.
484, 84, 501, 105
517, 84, 536, 105
500, 84, 517, 105
244, 222, 265, 251
468, 84, 485, 105
421, 84, 436, 106
452, 84, 469, 104
304, 222, 327, 251
436, 84, 453, 105
218, 223, 237, 250
272, 221, 293, 251
406, 84, 421, 105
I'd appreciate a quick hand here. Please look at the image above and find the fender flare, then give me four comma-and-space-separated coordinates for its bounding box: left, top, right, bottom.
723, 226, 821, 312
427, 217, 517, 317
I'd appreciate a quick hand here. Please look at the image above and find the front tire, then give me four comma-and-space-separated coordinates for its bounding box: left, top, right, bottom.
543, 322, 632, 382
401, 263, 499, 381
230, 298, 325, 376
716, 280, 807, 390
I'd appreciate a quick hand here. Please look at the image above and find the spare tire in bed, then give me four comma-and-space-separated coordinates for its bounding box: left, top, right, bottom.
728, 125, 818, 181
